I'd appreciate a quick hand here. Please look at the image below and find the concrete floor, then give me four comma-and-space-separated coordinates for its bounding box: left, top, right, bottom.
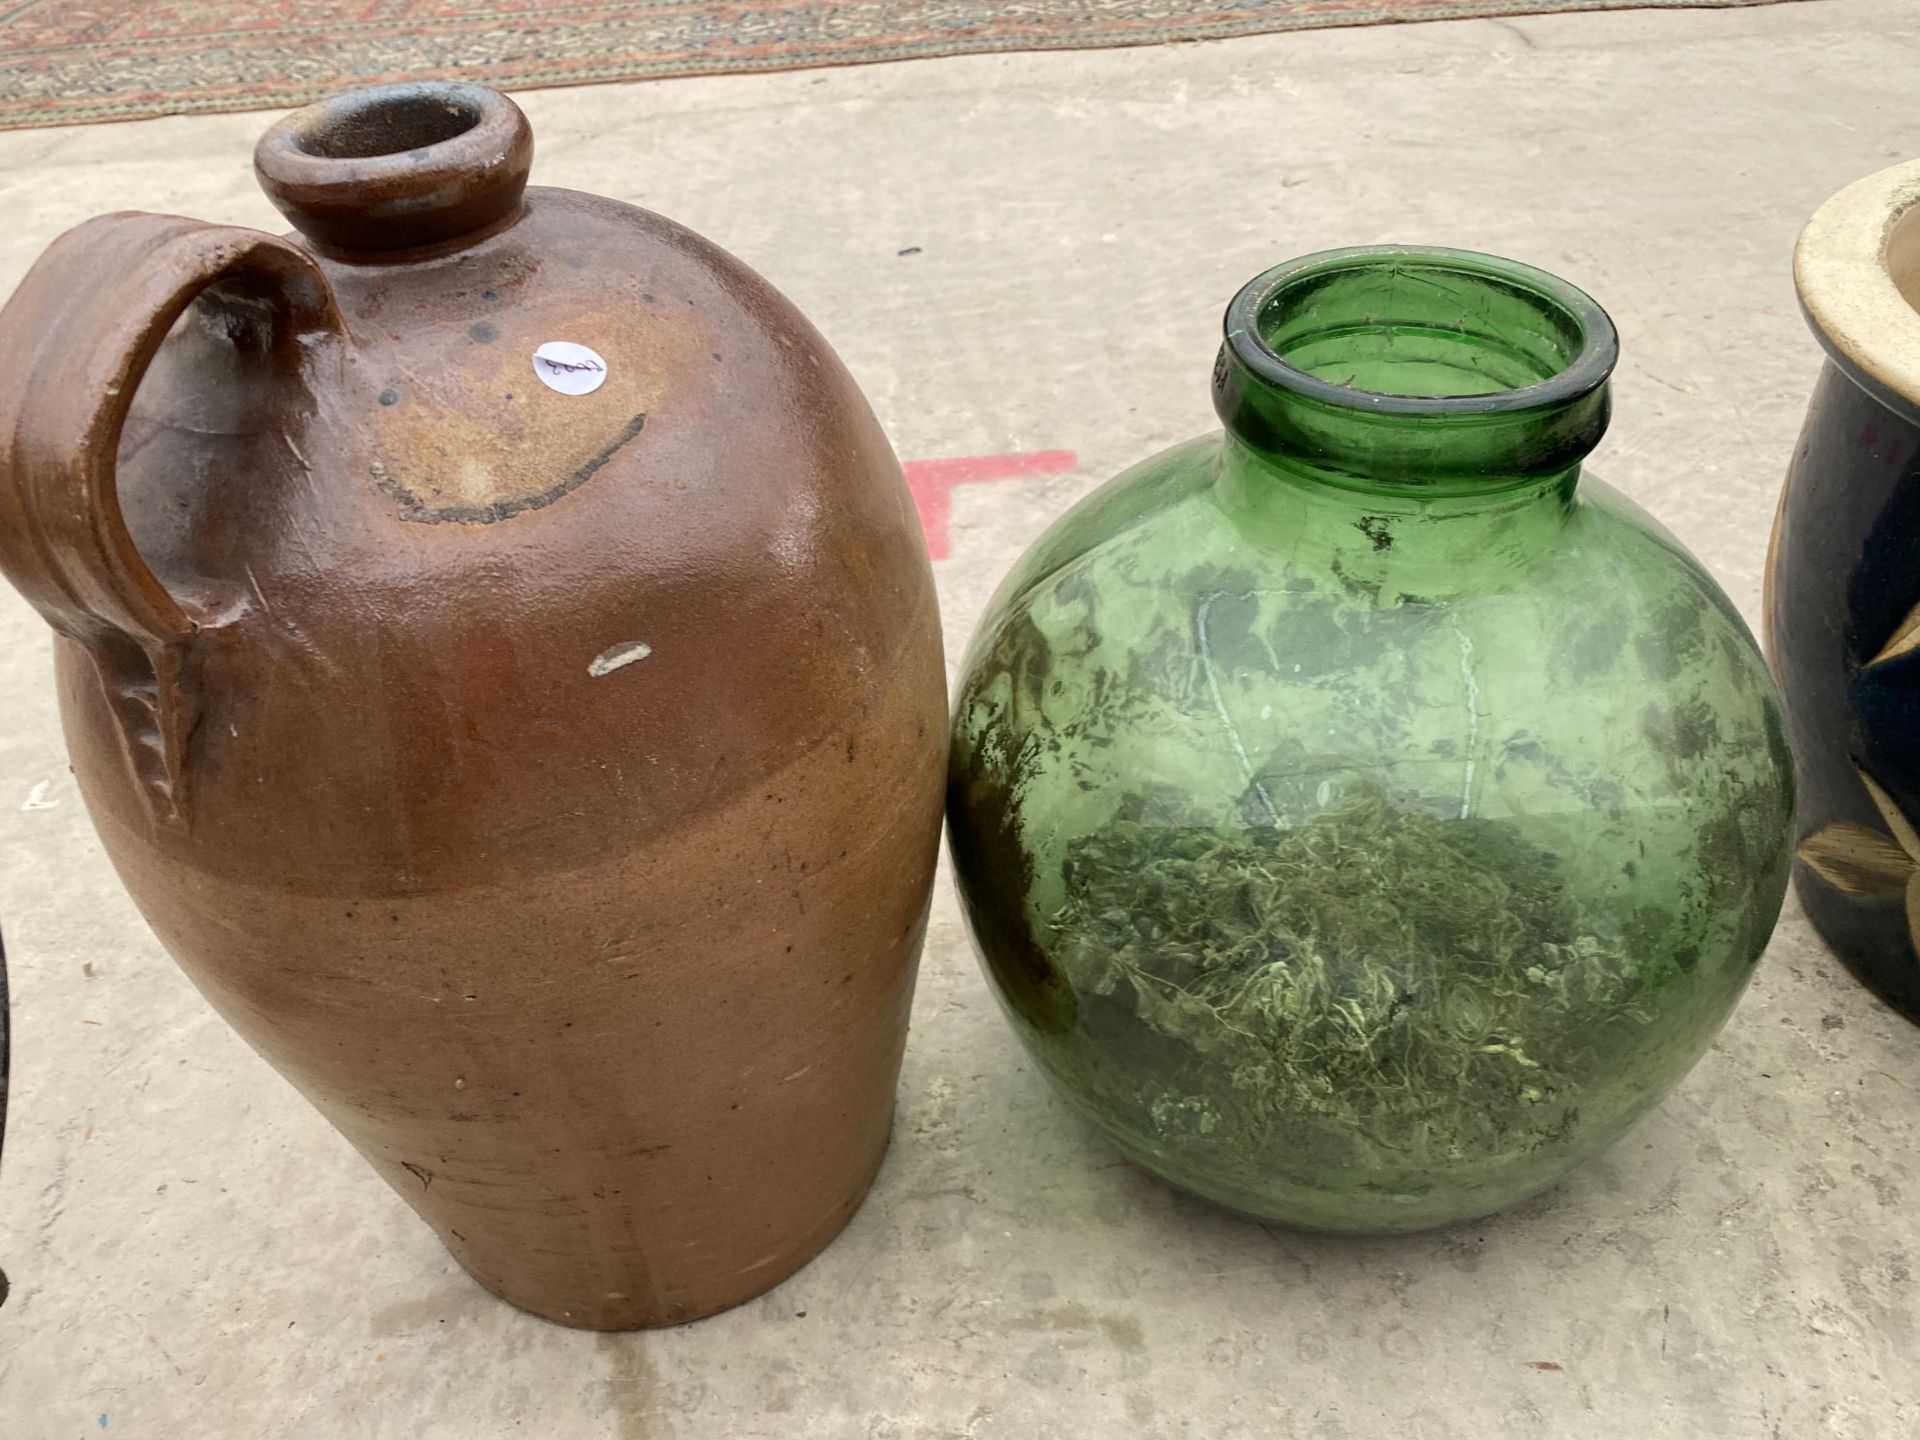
2, 1, 1918, 1434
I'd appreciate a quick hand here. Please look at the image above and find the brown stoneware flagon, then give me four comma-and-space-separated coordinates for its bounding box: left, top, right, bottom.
0, 83, 946, 1329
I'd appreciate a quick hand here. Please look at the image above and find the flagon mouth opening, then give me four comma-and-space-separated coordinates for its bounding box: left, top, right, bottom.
291, 88, 485, 160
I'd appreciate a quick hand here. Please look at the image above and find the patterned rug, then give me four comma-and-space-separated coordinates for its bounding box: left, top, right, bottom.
2, 0, 1797, 130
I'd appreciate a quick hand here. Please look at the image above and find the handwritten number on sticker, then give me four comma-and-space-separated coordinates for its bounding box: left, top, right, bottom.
532, 341, 609, 396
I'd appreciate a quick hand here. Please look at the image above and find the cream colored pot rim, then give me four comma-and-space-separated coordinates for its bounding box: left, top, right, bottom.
1797, 157, 1920, 413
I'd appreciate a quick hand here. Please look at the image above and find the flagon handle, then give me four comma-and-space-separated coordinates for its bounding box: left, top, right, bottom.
0, 213, 343, 825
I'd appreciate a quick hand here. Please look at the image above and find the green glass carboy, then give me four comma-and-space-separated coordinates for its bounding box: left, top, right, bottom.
948, 248, 1794, 1232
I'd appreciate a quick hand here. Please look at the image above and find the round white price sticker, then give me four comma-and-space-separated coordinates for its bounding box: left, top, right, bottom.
532, 340, 609, 396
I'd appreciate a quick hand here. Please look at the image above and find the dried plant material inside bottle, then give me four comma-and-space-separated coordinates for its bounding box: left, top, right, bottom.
1056, 789, 1697, 1197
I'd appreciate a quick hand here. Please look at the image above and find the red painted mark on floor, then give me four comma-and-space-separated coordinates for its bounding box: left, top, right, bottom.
905, 449, 1078, 560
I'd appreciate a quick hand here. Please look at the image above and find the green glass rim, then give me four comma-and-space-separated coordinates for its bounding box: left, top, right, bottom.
1223, 246, 1620, 419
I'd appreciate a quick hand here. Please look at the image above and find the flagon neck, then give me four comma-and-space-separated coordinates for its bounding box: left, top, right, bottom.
253, 82, 534, 258
1212, 247, 1618, 499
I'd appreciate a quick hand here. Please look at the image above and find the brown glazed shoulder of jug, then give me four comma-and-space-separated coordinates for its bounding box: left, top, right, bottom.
0, 83, 947, 1329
